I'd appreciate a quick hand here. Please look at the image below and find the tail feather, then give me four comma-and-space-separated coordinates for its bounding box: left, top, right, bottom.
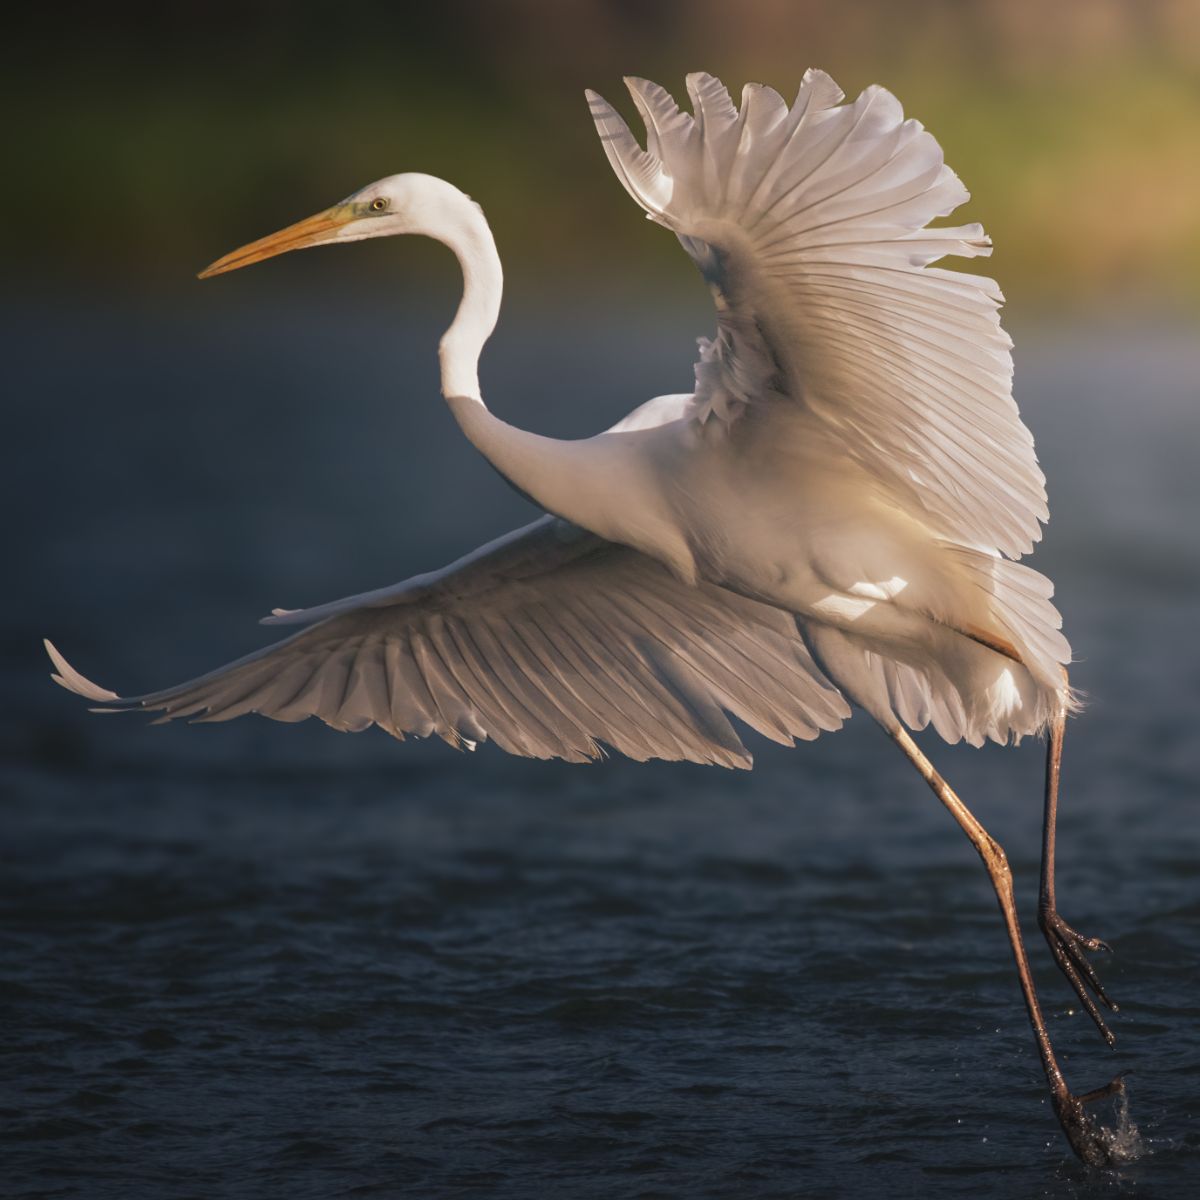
802, 618, 1065, 748
943, 546, 1072, 691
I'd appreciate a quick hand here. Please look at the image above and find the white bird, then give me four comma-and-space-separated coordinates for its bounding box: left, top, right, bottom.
46, 71, 1125, 1163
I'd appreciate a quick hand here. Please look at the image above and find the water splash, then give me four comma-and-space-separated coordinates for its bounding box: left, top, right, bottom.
1099, 1084, 1146, 1165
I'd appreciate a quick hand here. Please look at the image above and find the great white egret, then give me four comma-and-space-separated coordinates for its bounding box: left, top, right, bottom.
46, 71, 1125, 1164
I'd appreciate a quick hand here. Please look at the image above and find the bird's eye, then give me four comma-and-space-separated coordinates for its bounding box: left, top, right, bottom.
369, 198, 389, 213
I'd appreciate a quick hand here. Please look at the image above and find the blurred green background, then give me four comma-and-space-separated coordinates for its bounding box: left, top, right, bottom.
10, 0, 1200, 311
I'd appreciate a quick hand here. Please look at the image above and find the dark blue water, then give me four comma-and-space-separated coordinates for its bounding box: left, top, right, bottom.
3, 283, 1198, 1197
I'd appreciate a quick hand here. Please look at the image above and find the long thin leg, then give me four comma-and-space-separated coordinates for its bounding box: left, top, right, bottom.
1039, 684, 1118, 1044
884, 723, 1123, 1166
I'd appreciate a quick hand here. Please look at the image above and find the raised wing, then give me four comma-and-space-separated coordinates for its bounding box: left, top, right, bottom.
46, 518, 849, 768
587, 72, 1047, 559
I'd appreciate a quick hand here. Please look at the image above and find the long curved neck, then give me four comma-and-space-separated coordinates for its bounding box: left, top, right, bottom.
425, 187, 503, 402
424, 190, 554, 504
421, 182, 681, 573
422, 186, 604, 523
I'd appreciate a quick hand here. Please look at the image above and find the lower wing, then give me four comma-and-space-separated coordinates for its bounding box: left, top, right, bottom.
47, 516, 849, 768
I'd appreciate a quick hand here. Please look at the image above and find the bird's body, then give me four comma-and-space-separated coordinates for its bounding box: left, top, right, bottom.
47, 71, 1126, 1163
530, 385, 1064, 751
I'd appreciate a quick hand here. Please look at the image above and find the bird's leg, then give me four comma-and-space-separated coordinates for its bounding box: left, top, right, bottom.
885, 724, 1124, 1167
1039, 684, 1118, 1045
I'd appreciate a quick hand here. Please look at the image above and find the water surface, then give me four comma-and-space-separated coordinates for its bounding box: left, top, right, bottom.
3, 293, 1198, 1197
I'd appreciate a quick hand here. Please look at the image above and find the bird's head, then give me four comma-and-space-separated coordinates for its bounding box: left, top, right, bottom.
198, 173, 463, 279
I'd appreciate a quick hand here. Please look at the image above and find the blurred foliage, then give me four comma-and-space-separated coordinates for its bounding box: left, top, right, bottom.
9, 0, 1200, 309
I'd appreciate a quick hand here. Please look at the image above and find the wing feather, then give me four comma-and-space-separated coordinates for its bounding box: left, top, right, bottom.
45, 518, 850, 768
588, 72, 1046, 558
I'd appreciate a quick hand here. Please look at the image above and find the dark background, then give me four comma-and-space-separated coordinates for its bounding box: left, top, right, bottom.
4, 3, 1198, 1197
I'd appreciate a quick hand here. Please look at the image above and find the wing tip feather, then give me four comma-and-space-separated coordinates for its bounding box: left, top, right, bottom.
44, 638, 121, 703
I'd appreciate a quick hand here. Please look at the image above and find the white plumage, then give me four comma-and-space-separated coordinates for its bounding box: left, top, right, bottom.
590, 73, 1044, 556
47, 516, 848, 767
45, 71, 1128, 1165
49, 70, 1069, 757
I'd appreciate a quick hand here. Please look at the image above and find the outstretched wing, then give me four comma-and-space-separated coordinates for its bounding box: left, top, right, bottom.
587, 72, 1046, 559
47, 518, 849, 768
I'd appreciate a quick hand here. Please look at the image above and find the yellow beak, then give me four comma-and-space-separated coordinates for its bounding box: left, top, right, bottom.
198, 206, 352, 279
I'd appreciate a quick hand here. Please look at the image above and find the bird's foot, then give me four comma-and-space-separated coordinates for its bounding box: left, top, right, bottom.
1054, 1072, 1130, 1167
1039, 905, 1118, 1045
